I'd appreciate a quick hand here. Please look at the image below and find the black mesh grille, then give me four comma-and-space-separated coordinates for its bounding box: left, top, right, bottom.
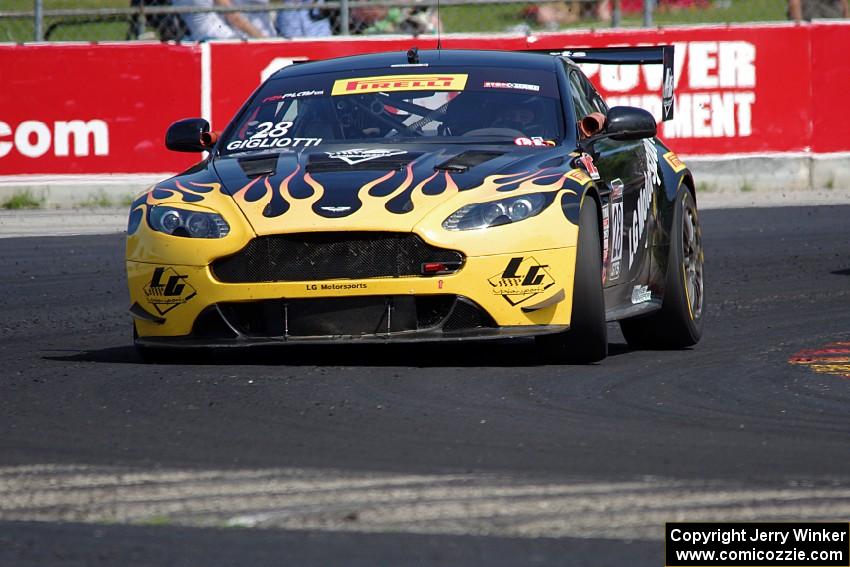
212, 232, 464, 283
443, 298, 496, 332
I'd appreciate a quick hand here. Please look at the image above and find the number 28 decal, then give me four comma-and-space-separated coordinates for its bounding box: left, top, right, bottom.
250, 121, 293, 139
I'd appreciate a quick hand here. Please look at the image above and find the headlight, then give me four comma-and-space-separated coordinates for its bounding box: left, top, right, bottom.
442, 192, 555, 231
148, 206, 230, 238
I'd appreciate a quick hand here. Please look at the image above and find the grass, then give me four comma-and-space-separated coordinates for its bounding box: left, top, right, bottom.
76, 191, 137, 208
444, 0, 786, 33
0, 0, 130, 42
78, 190, 114, 208
825, 176, 835, 190
0, 0, 789, 42
4, 0, 126, 8
2, 190, 44, 210
697, 180, 715, 193
739, 180, 754, 192
644, 0, 786, 26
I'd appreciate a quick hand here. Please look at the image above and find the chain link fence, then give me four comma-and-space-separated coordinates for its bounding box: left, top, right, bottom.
0, 0, 797, 43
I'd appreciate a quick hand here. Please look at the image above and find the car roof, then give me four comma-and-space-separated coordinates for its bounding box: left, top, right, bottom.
271, 49, 559, 80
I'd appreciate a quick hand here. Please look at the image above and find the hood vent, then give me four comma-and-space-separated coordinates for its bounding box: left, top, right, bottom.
539, 156, 568, 168
307, 152, 421, 173
436, 150, 504, 173
238, 155, 278, 178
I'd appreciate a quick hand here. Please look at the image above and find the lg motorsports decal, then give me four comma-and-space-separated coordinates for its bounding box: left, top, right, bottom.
489, 257, 554, 306
143, 267, 196, 315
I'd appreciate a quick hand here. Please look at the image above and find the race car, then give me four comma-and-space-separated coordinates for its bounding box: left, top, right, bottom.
127, 47, 704, 363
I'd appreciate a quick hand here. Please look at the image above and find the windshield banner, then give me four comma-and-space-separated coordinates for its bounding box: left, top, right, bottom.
331, 74, 468, 95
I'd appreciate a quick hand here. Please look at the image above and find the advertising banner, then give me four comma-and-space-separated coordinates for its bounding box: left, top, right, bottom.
0, 43, 201, 175
809, 22, 850, 153
530, 25, 814, 155
0, 22, 847, 176
210, 25, 817, 156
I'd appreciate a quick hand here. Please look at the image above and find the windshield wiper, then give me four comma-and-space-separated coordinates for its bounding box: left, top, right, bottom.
219, 148, 295, 159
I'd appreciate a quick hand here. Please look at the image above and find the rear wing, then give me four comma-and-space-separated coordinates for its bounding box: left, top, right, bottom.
529, 45, 675, 121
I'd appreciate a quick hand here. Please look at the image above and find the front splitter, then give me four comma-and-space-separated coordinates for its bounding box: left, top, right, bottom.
135, 324, 569, 349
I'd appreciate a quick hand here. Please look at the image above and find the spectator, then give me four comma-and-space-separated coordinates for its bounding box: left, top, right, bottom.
522, 2, 580, 29
276, 0, 332, 37
788, 0, 849, 21
130, 0, 189, 40
235, 0, 276, 36
173, 0, 274, 40
348, 3, 389, 34
522, 1, 614, 30
398, 7, 440, 35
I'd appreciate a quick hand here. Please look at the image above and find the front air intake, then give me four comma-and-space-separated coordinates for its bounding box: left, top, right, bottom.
212, 232, 464, 283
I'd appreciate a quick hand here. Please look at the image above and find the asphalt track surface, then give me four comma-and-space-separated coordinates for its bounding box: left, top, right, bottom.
1, 205, 850, 566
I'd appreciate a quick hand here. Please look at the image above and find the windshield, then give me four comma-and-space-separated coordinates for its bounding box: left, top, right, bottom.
221, 67, 564, 155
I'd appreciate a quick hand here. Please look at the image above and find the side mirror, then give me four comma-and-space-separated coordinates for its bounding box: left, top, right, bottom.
605, 106, 657, 141
165, 118, 212, 152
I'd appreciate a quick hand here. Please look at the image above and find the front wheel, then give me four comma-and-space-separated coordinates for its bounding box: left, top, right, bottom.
536, 197, 607, 364
620, 188, 704, 349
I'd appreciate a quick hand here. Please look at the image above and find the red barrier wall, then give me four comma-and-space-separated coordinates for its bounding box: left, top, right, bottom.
532, 25, 814, 155
1, 22, 847, 176
0, 43, 201, 174
809, 22, 850, 153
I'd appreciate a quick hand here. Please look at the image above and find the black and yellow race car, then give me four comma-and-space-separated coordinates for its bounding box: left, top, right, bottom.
127, 47, 703, 363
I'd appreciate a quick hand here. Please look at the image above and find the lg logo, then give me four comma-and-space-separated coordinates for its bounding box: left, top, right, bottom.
143, 267, 197, 316
148, 267, 188, 297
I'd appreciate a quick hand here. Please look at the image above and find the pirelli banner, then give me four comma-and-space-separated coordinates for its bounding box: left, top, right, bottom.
0, 22, 848, 175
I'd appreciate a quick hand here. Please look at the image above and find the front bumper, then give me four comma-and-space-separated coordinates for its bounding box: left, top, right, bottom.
128, 247, 576, 344
135, 318, 569, 349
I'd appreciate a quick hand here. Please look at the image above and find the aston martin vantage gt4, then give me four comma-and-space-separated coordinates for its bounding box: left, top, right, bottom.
127, 47, 704, 363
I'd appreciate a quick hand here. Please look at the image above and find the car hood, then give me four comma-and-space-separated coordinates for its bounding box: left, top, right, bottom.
211, 143, 580, 235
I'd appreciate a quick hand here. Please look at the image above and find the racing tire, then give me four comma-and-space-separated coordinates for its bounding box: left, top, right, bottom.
620, 188, 704, 349
536, 196, 608, 364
